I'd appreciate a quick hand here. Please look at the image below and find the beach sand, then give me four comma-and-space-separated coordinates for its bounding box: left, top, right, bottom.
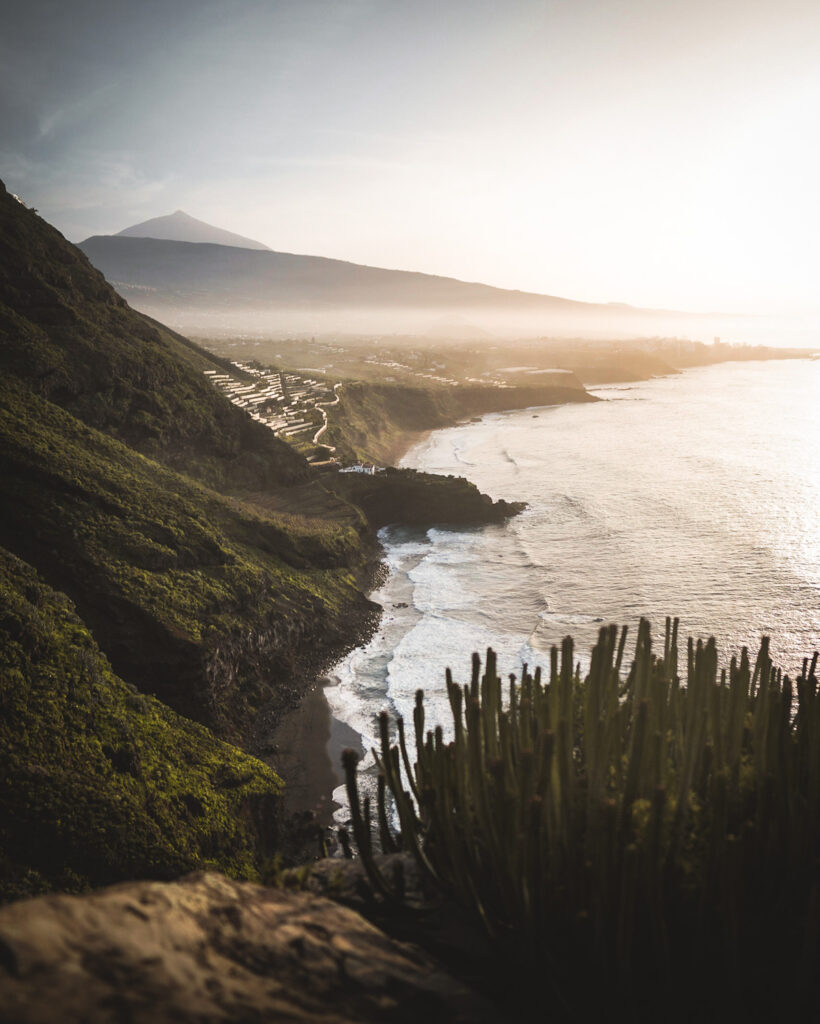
268, 679, 365, 827
264, 426, 450, 828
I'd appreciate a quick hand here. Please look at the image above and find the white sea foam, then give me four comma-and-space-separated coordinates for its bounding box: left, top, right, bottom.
328, 359, 820, 821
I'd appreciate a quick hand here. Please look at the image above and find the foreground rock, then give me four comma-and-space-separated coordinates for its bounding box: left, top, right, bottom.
0, 872, 496, 1024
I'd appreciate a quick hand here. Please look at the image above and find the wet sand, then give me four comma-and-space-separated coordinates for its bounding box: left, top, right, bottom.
268, 678, 365, 826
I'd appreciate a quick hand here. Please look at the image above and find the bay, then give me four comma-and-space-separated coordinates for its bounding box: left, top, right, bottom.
325, 358, 820, 815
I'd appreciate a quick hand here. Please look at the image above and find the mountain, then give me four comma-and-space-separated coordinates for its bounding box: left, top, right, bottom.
117, 209, 270, 250
80, 235, 597, 312
0, 180, 522, 901
0, 179, 378, 897
78, 233, 696, 337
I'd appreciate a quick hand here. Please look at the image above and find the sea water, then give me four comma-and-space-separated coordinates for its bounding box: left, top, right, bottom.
325, 359, 820, 816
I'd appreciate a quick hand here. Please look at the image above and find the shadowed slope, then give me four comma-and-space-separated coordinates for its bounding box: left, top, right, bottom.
0, 183, 304, 490
0, 550, 283, 902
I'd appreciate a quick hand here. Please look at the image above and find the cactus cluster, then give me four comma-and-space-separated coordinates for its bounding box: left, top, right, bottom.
343, 619, 820, 1017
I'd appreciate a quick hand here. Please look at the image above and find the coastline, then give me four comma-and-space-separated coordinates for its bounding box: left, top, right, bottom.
265, 678, 364, 827
262, 428, 454, 831
264, 408, 537, 837
266, 394, 625, 831
275, 356, 820, 837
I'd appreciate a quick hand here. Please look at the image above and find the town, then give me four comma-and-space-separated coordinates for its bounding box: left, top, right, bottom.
204, 362, 335, 441
203, 362, 380, 471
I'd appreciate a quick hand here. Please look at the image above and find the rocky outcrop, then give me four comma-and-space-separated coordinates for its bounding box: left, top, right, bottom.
331, 468, 525, 530
0, 873, 496, 1024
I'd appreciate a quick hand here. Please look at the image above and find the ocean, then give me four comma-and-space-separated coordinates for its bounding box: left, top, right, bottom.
324, 358, 820, 817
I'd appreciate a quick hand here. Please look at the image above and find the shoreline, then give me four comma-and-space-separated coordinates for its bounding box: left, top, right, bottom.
263, 428, 438, 832
265, 678, 365, 827
266, 397, 620, 832
267, 354, 820, 838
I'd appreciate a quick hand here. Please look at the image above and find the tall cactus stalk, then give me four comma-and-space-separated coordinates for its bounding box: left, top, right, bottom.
342, 618, 820, 1015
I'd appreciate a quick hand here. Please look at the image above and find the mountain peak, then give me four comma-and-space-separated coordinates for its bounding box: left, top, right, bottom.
116, 210, 270, 251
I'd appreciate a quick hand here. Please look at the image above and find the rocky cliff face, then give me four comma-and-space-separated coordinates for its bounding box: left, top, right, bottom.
332, 468, 525, 529
324, 380, 598, 465
0, 873, 497, 1024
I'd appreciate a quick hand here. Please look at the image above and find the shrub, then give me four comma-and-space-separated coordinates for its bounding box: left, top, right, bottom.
344, 619, 820, 1020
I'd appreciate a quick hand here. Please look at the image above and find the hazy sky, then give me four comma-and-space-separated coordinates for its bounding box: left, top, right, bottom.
3, 0, 819, 313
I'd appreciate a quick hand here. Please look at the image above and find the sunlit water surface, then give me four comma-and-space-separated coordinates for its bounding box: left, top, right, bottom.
326, 360, 820, 816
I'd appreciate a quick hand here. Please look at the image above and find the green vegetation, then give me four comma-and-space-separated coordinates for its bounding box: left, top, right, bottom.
0, 179, 381, 896
0, 374, 370, 734
344, 620, 820, 1020
0, 548, 282, 903
324, 381, 596, 465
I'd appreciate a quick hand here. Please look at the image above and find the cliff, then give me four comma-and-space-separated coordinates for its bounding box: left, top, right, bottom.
0, 182, 526, 900
332, 468, 525, 529
325, 380, 598, 464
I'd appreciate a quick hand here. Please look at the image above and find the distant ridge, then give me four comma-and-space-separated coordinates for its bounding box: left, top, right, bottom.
116, 210, 270, 251
80, 228, 702, 337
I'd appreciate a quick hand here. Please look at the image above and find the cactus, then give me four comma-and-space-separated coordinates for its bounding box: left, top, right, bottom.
343, 618, 820, 1017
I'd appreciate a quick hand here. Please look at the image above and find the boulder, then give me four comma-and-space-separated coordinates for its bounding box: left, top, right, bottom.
0, 872, 495, 1024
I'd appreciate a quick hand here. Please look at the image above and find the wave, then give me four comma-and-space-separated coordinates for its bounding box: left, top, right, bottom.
329, 360, 820, 823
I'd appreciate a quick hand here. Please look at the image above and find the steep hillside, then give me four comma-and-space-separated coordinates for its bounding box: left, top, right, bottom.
0, 375, 372, 735
0, 182, 381, 735
0, 183, 304, 490
0, 548, 282, 903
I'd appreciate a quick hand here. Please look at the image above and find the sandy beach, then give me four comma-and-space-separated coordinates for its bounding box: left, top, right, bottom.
267, 679, 365, 826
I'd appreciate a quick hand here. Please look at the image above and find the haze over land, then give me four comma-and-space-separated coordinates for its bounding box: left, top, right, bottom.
79, 216, 696, 340
80, 213, 818, 348
3, 0, 820, 325
2, 4, 820, 1019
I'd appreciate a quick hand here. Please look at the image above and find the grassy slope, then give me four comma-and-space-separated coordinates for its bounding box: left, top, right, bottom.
0, 374, 371, 735
0, 183, 380, 900
0, 182, 306, 491
0, 547, 282, 903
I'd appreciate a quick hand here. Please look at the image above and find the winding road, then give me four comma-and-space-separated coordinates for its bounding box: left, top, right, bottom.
311, 382, 343, 451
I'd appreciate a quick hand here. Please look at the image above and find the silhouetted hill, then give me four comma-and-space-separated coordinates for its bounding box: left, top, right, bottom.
75, 233, 702, 340
80, 234, 605, 311
117, 209, 271, 250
